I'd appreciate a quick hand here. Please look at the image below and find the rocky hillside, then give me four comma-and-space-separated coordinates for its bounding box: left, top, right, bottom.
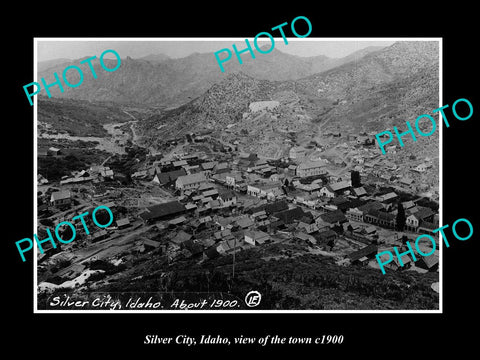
37, 46, 383, 108
139, 41, 439, 144
37, 97, 133, 137
294, 41, 439, 133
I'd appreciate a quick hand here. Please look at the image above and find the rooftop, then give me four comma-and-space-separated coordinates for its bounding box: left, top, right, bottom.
176, 172, 207, 186
297, 160, 327, 170
51, 190, 71, 201
329, 180, 351, 192
139, 201, 186, 221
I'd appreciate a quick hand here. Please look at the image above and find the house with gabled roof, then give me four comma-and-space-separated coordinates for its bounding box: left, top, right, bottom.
175, 172, 208, 191
346, 207, 364, 222
37, 174, 49, 185
203, 189, 219, 199
116, 218, 131, 229
347, 244, 378, 265
50, 190, 71, 207
172, 160, 188, 168
289, 146, 307, 160
139, 201, 186, 223
294, 232, 316, 245
170, 230, 193, 246
203, 247, 221, 261
353, 187, 367, 198
377, 191, 398, 204
217, 238, 244, 254
405, 207, 436, 232
329, 180, 352, 195
198, 182, 215, 192
364, 209, 396, 229
319, 185, 335, 198
244, 230, 270, 246
264, 200, 289, 215
225, 172, 244, 187
358, 201, 384, 214
91, 229, 109, 243
218, 189, 236, 207
377, 251, 413, 272
316, 229, 338, 243
235, 216, 255, 229
48, 147, 61, 156
320, 209, 347, 225
296, 160, 327, 178
200, 161, 217, 173
415, 254, 439, 271
213, 162, 232, 174
402, 200, 416, 211
274, 207, 308, 225
132, 169, 149, 179
297, 221, 319, 234
153, 168, 187, 186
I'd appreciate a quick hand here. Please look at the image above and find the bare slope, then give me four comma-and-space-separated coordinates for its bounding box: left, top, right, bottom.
139, 41, 439, 147
36, 46, 383, 108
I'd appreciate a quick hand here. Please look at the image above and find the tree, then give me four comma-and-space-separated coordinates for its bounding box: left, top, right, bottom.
396, 202, 406, 231
351, 170, 361, 188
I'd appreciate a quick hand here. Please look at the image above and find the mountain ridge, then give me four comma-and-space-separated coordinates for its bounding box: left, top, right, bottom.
37, 44, 385, 107
137, 41, 439, 158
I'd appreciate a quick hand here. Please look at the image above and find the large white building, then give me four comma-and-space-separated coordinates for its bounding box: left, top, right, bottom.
175, 172, 208, 191
296, 160, 327, 178
248, 100, 279, 113
289, 146, 307, 160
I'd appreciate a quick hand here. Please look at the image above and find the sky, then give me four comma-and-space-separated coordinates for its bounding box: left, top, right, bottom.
36, 39, 396, 62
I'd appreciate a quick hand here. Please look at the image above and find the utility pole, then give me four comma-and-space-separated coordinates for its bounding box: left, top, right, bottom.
232, 237, 236, 279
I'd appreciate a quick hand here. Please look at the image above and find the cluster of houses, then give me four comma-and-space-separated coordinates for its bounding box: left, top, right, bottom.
38, 165, 116, 187
37, 191, 133, 264
120, 143, 439, 273
289, 130, 438, 200
37, 134, 440, 278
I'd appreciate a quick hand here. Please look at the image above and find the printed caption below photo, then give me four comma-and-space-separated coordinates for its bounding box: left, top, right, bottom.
144, 334, 344, 346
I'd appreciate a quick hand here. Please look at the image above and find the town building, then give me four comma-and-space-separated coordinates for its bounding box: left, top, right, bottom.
319, 185, 335, 198
405, 207, 436, 232
364, 209, 396, 229
289, 146, 307, 160
116, 218, 131, 229
296, 160, 327, 178
244, 230, 270, 246
50, 190, 71, 207
175, 172, 208, 191
218, 189, 237, 207
139, 201, 186, 223
346, 207, 364, 222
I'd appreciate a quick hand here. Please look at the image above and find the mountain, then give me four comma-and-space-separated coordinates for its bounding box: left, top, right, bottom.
139, 72, 279, 142
36, 45, 384, 108
300, 46, 385, 75
38, 58, 72, 72
37, 97, 133, 137
139, 53, 171, 63
138, 41, 439, 161
293, 41, 439, 132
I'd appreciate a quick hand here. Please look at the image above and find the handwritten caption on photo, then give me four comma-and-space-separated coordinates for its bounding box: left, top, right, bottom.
45, 291, 251, 310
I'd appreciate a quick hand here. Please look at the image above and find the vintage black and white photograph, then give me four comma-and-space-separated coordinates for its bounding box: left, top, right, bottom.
34, 38, 441, 311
